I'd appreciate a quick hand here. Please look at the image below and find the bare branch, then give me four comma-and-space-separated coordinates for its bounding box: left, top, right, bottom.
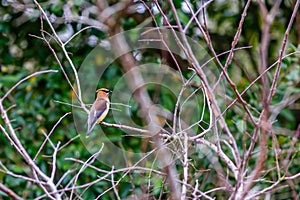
33, 0, 89, 114
69, 143, 104, 199
34, 112, 71, 161
1, 70, 58, 101
0, 182, 24, 200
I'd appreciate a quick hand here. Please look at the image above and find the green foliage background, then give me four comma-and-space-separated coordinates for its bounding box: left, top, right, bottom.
0, 0, 300, 199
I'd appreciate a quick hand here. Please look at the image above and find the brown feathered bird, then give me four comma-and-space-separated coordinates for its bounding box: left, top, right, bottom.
86, 88, 112, 137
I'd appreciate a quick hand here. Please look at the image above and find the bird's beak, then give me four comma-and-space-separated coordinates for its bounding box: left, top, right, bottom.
109, 90, 112, 94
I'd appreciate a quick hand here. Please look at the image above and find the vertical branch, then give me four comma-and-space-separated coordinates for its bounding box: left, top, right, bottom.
111, 166, 121, 200
213, 0, 251, 89
164, 0, 242, 166
109, 29, 181, 199
267, 0, 300, 103
181, 130, 189, 199
240, 1, 300, 199
50, 142, 61, 182
258, 0, 281, 114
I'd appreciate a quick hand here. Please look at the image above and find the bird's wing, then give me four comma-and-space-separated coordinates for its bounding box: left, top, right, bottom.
94, 99, 108, 120
86, 99, 108, 136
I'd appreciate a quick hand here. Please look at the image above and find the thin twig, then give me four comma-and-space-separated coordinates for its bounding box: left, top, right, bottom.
34, 112, 71, 161
50, 142, 61, 182
33, 0, 89, 114
69, 144, 104, 199
111, 166, 121, 200
1, 70, 57, 101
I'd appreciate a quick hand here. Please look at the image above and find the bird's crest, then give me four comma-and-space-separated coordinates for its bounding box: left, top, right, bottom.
96, 88, 112, 94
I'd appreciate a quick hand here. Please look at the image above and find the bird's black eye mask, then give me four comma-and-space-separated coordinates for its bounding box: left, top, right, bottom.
103, 89, 112, 94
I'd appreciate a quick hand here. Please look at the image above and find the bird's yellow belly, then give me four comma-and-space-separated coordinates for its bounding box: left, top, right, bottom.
97, 104, 109, 123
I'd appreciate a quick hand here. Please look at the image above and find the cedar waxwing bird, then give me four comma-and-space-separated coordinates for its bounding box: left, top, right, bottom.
86, 88, 112, 138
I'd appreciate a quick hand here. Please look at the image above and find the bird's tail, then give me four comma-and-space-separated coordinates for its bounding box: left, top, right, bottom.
86, 121, 97, 138
86, 127, 92, 138
85, 124, 91, 138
